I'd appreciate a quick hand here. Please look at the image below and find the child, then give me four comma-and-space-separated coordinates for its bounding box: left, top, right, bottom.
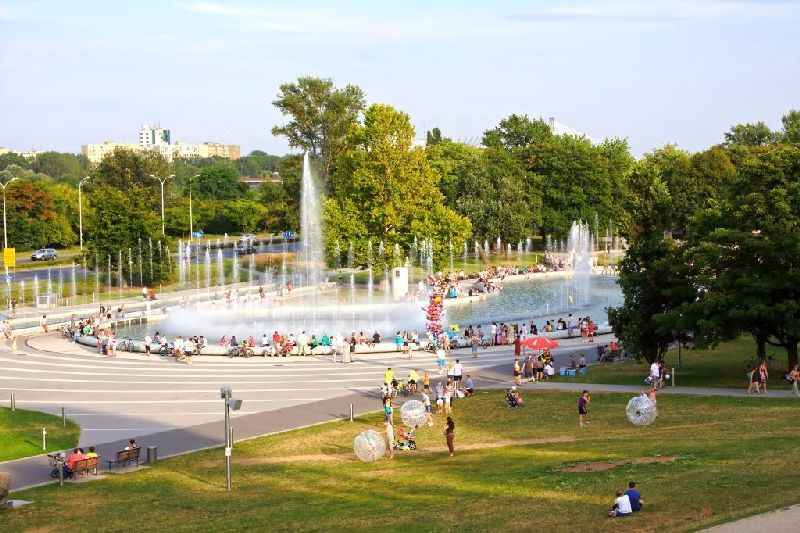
578, 390, 590, 428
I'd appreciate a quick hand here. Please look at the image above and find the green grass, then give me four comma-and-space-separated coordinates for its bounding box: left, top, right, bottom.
556, 337, 792, 390
0, 407, 80, 462
2, 391, 798, 532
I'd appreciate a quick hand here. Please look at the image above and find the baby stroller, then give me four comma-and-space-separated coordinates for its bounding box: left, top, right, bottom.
394, 426, 417, 451
48, 452, 72, 479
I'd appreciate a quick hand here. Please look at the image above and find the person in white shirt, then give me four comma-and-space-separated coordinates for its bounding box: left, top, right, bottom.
297, 331, 309, 355
452, 360, 464, 389
609, 490, 632, 517
649, 361, 660, 383
143, 334, 152, 356
261, 334, 269, 347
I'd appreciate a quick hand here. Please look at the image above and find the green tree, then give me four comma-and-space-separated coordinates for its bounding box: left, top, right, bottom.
454, 147, 538, 243
482, 114, 552, 151
723, 121, 776, 146
607, 162, 694, 363
31, 152, 88, 183
85, 185, 169, 285
193, 161, 245, 200
94, 148, 169, 191
238, 150, 282, 176
0, 153, 30, 171
425, 127, 446, 146
781, 109, 800, 144
325, 104, 471, 268
682, 144, 800, 369
272, 76, 365, 182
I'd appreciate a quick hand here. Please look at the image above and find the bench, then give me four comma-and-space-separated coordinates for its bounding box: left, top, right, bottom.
107, 448, 141, 469
72, 456, 100, 477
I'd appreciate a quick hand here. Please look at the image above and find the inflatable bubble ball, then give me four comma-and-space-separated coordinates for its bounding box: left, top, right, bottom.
400, 399, 428, 428
625, 396, 657, 426
353, 429, 387, 462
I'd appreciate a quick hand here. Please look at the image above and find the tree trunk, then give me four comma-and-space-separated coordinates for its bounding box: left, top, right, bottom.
754, 332, 767, 360
787, 339, 798, 372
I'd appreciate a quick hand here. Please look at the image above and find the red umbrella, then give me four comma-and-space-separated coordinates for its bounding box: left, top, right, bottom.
521, 336, 559, 350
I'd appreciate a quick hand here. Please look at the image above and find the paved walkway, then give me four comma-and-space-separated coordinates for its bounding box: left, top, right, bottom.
2, 332, 798, 533
702, 504, 800, 532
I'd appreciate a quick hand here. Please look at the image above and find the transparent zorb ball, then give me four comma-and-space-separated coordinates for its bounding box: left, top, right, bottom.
626, 396, 657, 426
353, 429, 387, 462
400, 399, 428, 428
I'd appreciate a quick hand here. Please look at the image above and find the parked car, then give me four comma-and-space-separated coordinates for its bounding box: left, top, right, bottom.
31, 248, 57, 261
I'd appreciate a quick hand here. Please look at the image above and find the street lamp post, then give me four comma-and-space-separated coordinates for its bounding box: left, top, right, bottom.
0, 176, 18, 310
78, 176, 91, 251
220, 386, 242, 491
0, 176, 19, 249
149, 174, 174, 236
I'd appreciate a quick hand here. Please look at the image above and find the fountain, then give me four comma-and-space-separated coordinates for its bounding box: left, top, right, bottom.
299, 152, 324, 287
567, 221, 593, 307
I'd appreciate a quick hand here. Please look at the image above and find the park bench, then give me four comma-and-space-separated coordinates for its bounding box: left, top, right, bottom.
107, 448, 141, 469
72, 456, 100, 477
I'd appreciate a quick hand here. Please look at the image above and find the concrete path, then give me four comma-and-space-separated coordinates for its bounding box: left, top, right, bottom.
0, 333, 600, 491
702, 504, 800, 532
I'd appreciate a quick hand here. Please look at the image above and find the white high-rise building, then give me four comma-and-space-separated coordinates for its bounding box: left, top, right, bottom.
138, 123, 171, 149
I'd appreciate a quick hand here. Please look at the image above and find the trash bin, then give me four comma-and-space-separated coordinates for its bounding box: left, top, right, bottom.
147, 446, 158, 464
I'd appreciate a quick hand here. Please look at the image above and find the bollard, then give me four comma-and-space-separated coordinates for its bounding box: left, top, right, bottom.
349, 403, 354, 422
672, 367, 676, 387
10, 392, 14, 412
147, 446, 158, 464
42, 427, 47, 450
61, 407, 66, 427
57, 457, 64, 487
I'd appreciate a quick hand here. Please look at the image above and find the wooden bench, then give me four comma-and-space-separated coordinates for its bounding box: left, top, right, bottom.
72, 456, 100, 477
107, 448, 141, 469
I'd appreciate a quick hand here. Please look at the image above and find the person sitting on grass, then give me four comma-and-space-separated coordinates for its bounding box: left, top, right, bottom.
625, 481, 643, 512
464, 375, 475, 397
608, 490, 633, 517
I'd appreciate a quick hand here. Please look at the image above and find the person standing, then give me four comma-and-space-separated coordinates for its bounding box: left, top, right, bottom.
40, 315, 48, 333
513, 359, 522, 386
444, 416, 455, 457
649, 359, 661, 388
578, 390, 590, 428
758, 360, 769, 394
514, 334, 522, 359
144, 334, 152, 356
385, 419, 395, 459
384, 367, 394, 387
452, 359, 464, 390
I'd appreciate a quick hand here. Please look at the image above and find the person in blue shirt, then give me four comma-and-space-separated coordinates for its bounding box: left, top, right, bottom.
625, 481, 643, 511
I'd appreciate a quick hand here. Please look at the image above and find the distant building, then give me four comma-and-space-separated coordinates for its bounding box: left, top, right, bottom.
239, 172, 281, 189
0, 147, 11, 156
81, 141, 139, 164
139, 124, 171, 149
82, 124, 240, 164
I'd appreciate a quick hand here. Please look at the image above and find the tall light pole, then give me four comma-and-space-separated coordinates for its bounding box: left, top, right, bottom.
0, 176, 18, 250
149, 174, 174, 236
78, 176, 91, 251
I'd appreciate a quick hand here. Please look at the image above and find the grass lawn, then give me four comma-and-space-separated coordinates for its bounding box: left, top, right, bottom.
557, 337, 793, 390
2, 390, 798, 532
0, 407, 80, 462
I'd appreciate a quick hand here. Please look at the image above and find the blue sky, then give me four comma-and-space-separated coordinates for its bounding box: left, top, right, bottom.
0, 0, 798, 156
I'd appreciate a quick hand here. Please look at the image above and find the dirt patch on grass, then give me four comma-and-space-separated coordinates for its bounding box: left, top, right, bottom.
209, 436, 576, 467
559, 455, 676, 473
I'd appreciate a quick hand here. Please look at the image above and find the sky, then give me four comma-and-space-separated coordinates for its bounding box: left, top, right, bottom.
0, 0, 798, 156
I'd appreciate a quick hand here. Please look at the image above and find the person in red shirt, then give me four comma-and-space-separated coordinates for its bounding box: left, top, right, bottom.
66, 448, 85, 474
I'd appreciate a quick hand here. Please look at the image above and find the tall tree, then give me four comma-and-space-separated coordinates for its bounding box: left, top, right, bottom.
272, 77, 365, 182
325, 104, 471, 268
781, 109, 800, 144
193, 161, 245, 200
723, 121, 776, 146
683, 144, 800, 369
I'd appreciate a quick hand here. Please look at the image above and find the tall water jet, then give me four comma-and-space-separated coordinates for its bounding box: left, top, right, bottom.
567, 221, 593, 307
300, 152, 324, 287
